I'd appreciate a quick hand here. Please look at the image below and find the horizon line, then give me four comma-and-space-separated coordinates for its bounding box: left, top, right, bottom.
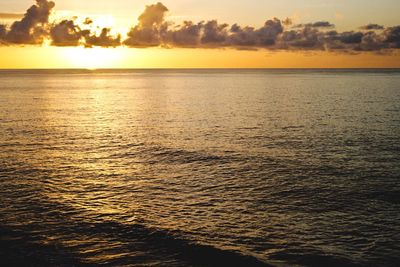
1, 67, 400, 70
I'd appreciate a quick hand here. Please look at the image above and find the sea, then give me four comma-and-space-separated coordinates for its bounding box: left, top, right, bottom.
0, 69, 399, 267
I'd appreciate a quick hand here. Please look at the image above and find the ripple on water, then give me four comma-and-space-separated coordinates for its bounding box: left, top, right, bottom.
0, 69, 399, 266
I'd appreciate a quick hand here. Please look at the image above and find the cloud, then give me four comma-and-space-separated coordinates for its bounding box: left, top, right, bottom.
360, 24, 384, 30
0, 13, 24, 20
4, 0, 55, 44
337, 31, 363, 44
295, 21, 335, 29
137, 2, 168, 28
164, 21, 203, 47
83, 18, 93, 25
120, 3, 397, 53
49, 17, 121, 48
384, 26, 400, 48
279, 26, 325, 50
228, 25, 258, 47
124, 2, 168, 47
256, 19, 284, 46
355, 31, 386, 51
201, 20, 229, 45
119, 2, 400, 53
0, 24, 6, 39
222, 18, 284, 48
50, 19, 89, 46
1, 0, 400, 54
85, 28, 121, 48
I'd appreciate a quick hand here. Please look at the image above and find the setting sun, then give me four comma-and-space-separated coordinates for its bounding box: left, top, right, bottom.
63, 47, 123, 69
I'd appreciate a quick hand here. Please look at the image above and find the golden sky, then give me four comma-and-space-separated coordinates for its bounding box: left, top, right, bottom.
0, 0, 399, 68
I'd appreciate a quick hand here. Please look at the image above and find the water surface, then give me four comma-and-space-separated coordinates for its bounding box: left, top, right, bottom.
0, 69, 399, 266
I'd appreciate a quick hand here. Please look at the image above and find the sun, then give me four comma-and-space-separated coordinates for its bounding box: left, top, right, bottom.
63, 46, 124, 69
51, 13, 124, 69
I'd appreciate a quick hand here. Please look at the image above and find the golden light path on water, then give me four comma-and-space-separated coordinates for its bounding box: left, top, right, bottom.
0, 69, 399, 266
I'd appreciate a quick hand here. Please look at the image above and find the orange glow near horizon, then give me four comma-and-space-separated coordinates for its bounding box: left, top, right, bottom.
1, 46, 400, 69
1, 1, 399, 69
62, 47, 125, 70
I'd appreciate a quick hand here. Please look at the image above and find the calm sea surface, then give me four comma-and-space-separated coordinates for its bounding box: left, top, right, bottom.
0, 69, 399, 266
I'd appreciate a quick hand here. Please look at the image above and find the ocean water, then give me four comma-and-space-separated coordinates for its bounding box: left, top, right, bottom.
0, 69, 399, 267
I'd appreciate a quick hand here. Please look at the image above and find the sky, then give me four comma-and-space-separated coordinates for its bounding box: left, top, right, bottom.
0, 0, 399, 68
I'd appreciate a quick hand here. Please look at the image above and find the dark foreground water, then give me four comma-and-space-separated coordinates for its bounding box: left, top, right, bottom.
0, 69, 399, 267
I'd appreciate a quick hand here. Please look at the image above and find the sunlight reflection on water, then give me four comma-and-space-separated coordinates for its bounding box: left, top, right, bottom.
0, 69, 399, 266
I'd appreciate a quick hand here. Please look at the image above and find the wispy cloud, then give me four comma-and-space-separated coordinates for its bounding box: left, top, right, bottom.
0, 13, 24, 20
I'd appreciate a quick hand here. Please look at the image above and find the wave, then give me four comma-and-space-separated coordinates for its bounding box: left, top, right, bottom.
86, 221, 271, 267
0, 219, 271, 267
0, 226, 85, 267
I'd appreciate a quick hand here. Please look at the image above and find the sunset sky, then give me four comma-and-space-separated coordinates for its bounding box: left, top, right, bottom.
1, 0, 399, 68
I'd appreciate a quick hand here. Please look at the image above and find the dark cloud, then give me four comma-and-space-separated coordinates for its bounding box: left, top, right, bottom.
124, 2, 168, 47
164, 21, 203, 47
0, 24, 6, 39
355, 31, 386, 51
124, 24, 165, 47
309, 21, 335, 28
224, 18, 284, 48
279, 26, 325, 50
85, 28, 121, 47
337, 31, 364, 44
360, 24, 384, 30
384, 26, 400, 48
50, 17, 121, 47
5, 0, 55, 44
229, 25, 258, 46
50, 19, 89, 46
120, 2, 400, 53
256, 18, 284, 46
295, 21, 335, 29
201, 20, 229, 45
1, 0, 400, 53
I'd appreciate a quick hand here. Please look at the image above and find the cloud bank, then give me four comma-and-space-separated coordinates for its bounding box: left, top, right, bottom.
0, 0, 399, 53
